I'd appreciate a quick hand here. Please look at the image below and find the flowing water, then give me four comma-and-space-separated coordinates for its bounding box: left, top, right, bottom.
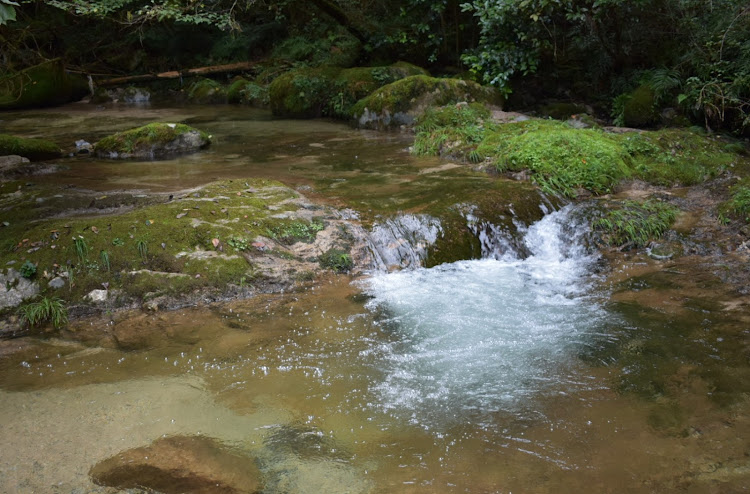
1, 104, 749, 493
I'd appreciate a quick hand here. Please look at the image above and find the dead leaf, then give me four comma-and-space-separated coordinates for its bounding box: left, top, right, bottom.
176, 213, 187, 219
211, 238, 220, 248
91, 226, 99, 234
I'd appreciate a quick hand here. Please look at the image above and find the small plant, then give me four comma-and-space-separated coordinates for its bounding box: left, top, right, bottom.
100, 250, 110, 272
136, 238, 148, 261
19, 260, 37, 279
720, 186, 750, 223
319, 248, 354, 273
227, 235, 251, 251
112, 237, 125, 247
18, 296, 68, 329
265, 220, 325, 244
593, 200, 679, 248
73, 235, 89, 262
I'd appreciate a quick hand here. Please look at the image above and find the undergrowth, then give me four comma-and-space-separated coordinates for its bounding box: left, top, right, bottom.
593, 200, 679, 248
18, 296, 68, 329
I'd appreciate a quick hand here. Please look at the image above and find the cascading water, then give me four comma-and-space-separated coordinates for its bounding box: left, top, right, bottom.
361, 205, 609, 428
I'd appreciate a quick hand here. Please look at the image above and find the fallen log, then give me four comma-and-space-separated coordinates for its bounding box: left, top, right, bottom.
96, 61, 257, 87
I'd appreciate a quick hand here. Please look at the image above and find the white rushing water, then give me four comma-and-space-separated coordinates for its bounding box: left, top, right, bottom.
362, 205, 608, 427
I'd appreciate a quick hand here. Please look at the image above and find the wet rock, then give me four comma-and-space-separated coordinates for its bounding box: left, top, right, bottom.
0, 155, 30, 172
48, 277, 66, 290
85, 289, 108, 303
94, 123, 210, 159
351, 75, 502, 130
74, 140, 93, 155
0, 269, 39, 310
89, 435, 262, 494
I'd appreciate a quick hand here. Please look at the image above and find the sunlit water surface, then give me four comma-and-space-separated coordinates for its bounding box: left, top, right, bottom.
1, 105, 749, 493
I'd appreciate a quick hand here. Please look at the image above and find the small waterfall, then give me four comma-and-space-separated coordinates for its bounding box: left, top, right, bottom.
361, 205, 605, 427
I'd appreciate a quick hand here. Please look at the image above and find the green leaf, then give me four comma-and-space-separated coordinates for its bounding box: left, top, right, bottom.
0, 3, 16, 25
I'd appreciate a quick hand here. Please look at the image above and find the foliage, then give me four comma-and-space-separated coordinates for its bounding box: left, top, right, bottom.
265, 220, 324, 245
227, 235, 251, 251
135, 238, 148, 261
0, 0, 18, 26
413, 103, 492, 161
19, 259, 36, 278
18, 296, 68, 329
720, 185, 750, 223
73, 235, 89, 263
593, 200, 679, 248
100, 250, 110, 272
318, 248, 353, 273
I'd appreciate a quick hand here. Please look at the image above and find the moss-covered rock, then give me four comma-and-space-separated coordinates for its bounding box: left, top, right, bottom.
227, 78, 269, 107
623, 84, 658, 127
94, 123, 210, 159
0, 134, 62, 161
269, 62, 428, 119
0, 59, 88, 110
351, 75, 503, 130
186, 78, 227, 104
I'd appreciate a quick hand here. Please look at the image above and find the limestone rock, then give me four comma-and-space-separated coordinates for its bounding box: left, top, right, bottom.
48, 277, 66, 290
85, 289, 108, 303
0, 269, 39, 310
89, 435, 262, 494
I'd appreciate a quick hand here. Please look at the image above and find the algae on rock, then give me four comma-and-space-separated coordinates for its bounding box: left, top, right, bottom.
94, 123, 211, 159
0, 134, 62, 161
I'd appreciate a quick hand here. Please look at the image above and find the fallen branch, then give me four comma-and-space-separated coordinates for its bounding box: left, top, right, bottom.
95, 61, 257, 87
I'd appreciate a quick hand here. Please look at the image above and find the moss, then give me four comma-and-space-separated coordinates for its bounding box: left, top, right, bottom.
0, 179, 307, 308
227, 78, 269, 107
186, 78, 227, 104
0, 59, 88, 110
318, 248, 353, 273
0, 134, 62, 161
94, 123, 210, 159
623, 84, 658, 127
351, 75, 502, 129
268, 63, 427, 119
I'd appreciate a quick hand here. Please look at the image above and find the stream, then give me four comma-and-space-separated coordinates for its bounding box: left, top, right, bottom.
1, 104, 749, 493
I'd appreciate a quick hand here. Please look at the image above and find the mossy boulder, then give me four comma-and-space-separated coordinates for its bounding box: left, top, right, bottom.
351, 75, 503, 130
94, 123, 210, 159
0, 59, 89, 110
227, 78, 269, 107
623, 84, 658, 127
0, 134, 62, 161
269, 62, 428, 119
186, 78, 227, 104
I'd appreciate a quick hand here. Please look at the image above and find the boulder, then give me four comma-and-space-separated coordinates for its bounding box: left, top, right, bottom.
0, 134, 62, 161
0, 154, 30, 173
89, 435, 263, 494
94, 123, 210, 159
85, 289, 108, 303
351, 75, 503, 130
187, 78, 227, 104
269, 62, 428, 119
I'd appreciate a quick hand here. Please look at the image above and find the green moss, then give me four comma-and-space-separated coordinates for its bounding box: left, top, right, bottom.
186, 78, 227, 104
94, 123, 210, 159
351, 75, 502, 129
227, 79, 269, 107
0, 179, 302, 307
0, 134, 62, 161
623, 84, 658, 127
268, 63, 427, 119
413, 104, 492, 162
318, 248, 353, 273
593, 200, 679, 248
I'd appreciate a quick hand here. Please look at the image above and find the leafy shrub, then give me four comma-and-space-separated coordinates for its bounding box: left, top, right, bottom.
19, 260, 36, 279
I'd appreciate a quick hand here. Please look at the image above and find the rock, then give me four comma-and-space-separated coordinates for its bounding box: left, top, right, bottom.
187, 78, 227, 104
269, 62, 428, 119
0, 154, 30, 173
351, 75, 502, 130
94, 123, 211, 159
0, 268, 39, 310
89, 435, 263, 494
0, 134, 62, 161
48, 277, 66, 290
122, 86, 151, 104
85, 289, 108, 303
74, 140, 93, 155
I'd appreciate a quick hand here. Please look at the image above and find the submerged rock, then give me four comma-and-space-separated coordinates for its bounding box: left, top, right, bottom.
94, 123, 210, 159
351, 75, 502, 130
89, 435, 262, 493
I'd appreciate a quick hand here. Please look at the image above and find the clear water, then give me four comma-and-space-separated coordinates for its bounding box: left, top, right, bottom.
1, 105, 749, 493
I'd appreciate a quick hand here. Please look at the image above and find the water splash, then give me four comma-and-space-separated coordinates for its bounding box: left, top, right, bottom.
362, 205, 606, 427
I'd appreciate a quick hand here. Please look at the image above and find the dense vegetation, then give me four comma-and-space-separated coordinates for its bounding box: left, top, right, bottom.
1, 0, 747, 134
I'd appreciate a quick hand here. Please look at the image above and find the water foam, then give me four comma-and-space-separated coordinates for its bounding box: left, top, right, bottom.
362, 206, 606, 426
